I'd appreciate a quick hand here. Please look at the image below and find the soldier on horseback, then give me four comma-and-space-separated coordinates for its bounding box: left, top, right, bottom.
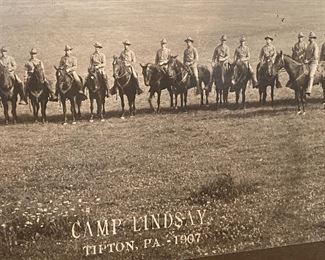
183, 36, 201, 95
292, 32, 306, 63
0, 47, 27, 105
233, 36, 258, 87
24, 48, 57, 101
86, 42, 109, 97
320, 35, 325, 62
155, 38, 171, 73
110, 40, 143, 95
305, 32, 319, 96
257, 35, 282, 88
56, 45, 86, 98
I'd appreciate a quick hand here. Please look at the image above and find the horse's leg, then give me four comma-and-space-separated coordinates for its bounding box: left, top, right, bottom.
271, 84, 274, 107
41, 100, 47, 123
70, 97, 76, 124
12, 100, 18, 124
322, 81, 325, 109
89, 96, 94, 122
62, 98, 68, 125
301, 88, 305, 114
119, 91, 125, 119
77, 96, 82, 119
184, 90, 188, 111
235, 90, 240, 108
36, 101, 40, 123
157, 90, 161, 113
3, 101, 9, 125
102, 92, 106, 116
169, 90, 173, 108
295, 89, 301, 114
242, 86, 246, 109
259, 87, 262, 104
31, 99, 37, 123
174, 93, 178, 110
148, 91, 155, 112
132, 93, 136, 116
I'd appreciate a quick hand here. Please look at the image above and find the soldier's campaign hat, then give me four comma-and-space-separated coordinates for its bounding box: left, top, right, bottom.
220, 35, 227, 41
94, 42, 103, 48
240, 36, 246, 42
264, 35, 273, 41
30, 48, 37, 54
160, 38, 167, 44
309, 31, 317, 39
297, 32, 304, 38
184, 36, 194, 43
123, 40, 131, 45
64, 45, 73, 51
1, 46, 8, 52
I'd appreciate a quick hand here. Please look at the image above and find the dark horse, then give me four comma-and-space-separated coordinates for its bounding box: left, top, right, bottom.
256, 59, 277, 105
231, 61, 251, 109
273, 52, 325, 114
166, 56, 211, 109
84, 69, 106, 122
112, 56, 137, 118
0, 64, 18, 124
140, 63, 173, 113
26, 63, 49, 123
212, 62, 234, 107
54, 67, 84, 124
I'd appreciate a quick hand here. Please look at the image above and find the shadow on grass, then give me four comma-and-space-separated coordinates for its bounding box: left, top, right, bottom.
0, 97, 324, 125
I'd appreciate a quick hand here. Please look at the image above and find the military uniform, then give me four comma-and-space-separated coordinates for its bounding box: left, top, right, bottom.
0, 50, 27, 104
305, 33, 319, 95
59, 55, 81, 83
183, 46, 199, 85
292, 42, 306, 63
259, 43, 276, 64
155, 47, 171, 69
212, 44, 230, 64
88, 51, 109, 96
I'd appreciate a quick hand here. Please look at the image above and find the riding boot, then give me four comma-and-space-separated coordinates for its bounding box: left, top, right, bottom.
275, 75, 282, 88
195, 76, 202, 95
17, 81, 28, 105
76, 81, 88, 100
306, 76, 314, 96
135, 78, 143, 95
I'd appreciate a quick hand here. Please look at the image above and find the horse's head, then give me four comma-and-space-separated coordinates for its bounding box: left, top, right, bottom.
86, 68, 101, 92
140, 63, 154, 86
0, 64, 15, 92
273, 51, 285, 73
33, 63, 45, 84
166, 55, 179, 79
54, 66, 73, 91
112, 55, 124, 78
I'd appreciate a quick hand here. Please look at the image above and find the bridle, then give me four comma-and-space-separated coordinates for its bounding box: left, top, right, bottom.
113, 59, 132, 89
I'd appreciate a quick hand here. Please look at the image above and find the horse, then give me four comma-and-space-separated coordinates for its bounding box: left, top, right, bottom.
0, 64, 19, 124
140, 63, 176, 113
166, 56, 211, 110
212, 62, 234, 107
84, 69, 106, 122
112, 56, 137, 118
54, 67, 84, 125
231, 61, 251, 109
256, 59, 277, 105
26, 63, 49, 123
273, 51, 325, 114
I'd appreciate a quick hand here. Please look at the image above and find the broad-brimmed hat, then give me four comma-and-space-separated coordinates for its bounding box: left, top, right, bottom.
94, 42, 103, 48
30, 48, 37, 54
160, 38, 167, 44
309, 31, 317, 39
297, 32, 304, 38
184, 36, 194, 43
220, 35, 227, 41
123, 40, 131, 45
64, 45, 73, 51
264, 35, 273, 41
240, 36, 246, 42
1, 46, 8, 52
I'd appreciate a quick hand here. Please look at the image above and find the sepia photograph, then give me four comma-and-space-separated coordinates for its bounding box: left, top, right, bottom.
0, 0, 325, 259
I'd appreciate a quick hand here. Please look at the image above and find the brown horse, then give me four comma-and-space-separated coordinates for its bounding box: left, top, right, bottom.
166, 56, 211, 109
231, 61, 251, 109
54, 67, 84, 124
112, 56, 137, 118
273, 52, 325, 114
212, 62, 234, 107
140, 63, 173, 113
84, 69, 106, 122
26, 63, 49, 123
256, 59, 277, 105
0, 64, 18, 124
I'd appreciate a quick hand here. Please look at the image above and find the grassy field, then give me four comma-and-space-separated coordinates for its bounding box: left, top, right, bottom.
1, 0, 325, 259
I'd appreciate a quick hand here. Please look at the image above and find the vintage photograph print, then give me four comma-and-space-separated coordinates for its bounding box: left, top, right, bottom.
0, 0, 325, 259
